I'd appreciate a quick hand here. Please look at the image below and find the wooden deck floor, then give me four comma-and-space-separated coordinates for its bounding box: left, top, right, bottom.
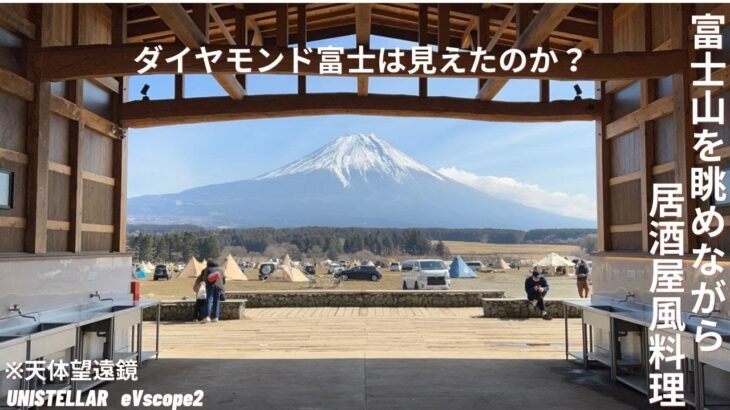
145, 308, 584, 360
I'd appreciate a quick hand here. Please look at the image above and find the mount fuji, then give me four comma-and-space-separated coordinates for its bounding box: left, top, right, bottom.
127, 134, 594, 229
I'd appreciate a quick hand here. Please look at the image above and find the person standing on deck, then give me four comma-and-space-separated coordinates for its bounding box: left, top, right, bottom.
575, 260, 590, 298
525, 268, 552, 320
194, 259, 225, 323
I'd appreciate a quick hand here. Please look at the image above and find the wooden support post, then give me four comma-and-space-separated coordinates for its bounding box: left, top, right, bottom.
235, 10, 246, 89
437, 4, 450, 51
276, 4, 288, 48
540, 41, 550, 103
355, 4, 371, 96
516, 3, 534, 36
25, 3, 51, 254
639, 4, 655, 252
111, 4, 128, 253
595, 4, 613, 252
297, 4, 306, 95
418, 5, 428, 97
671, 4, 697, 253
477, 7, 490, 89
174, 74, 184, 99
69, 4, 84, 252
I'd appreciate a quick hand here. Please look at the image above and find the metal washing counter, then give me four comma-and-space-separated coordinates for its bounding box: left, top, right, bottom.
0, 299, 160, 406
563, 299, 730, 409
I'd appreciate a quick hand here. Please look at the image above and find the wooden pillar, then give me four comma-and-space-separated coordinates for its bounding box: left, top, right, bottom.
670, 3, 697, 253
174, 74, 184, 99
418, 5, 428, 97
355, 4, 371, 96
68, 4, 84, 252
477, 7, 491, 89
437, 4, 450, 51
190, 4, 210, 42
25, 3, 51, 254
235, 10, 246, 89
276, 4, 288, 48
595, 4, 613, 252
539, 39, 550, 103
515, 3, 534, 36
639, 4, 656, 252
297, 4, 306, 95
111, 4, 128, 253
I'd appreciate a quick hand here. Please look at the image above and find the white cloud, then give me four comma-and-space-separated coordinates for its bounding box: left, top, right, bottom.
437, 167, 597, 221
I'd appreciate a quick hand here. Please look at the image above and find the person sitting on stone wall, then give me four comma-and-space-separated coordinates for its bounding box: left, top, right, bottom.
525, 268, 552, 320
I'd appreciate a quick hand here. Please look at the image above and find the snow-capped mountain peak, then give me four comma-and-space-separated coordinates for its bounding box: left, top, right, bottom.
256, 133, 443, 187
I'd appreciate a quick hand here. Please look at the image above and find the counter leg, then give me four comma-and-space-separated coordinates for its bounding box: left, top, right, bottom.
564, 303, 569, 361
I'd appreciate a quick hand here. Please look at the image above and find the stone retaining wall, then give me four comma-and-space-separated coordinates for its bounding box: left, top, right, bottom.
482, 298, 582, 319
142, 300, 246, 321
224, 290, 505, 308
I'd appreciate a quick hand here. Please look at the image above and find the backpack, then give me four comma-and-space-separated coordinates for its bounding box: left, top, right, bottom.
206, 269, 222, 283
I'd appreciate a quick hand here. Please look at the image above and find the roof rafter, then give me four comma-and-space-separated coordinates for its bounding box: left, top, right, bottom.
150, 3, 245, 99
476, 4, 576, 101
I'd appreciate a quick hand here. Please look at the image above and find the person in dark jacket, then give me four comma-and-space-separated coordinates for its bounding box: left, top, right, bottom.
575, 260, 590, 298
194, 259, 226, 323
525, 268, 551, 320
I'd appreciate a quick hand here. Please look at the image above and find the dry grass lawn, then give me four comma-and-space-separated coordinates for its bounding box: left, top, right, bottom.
440, 240, 582, 261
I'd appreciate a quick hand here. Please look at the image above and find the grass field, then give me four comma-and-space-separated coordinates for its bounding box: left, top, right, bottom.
439, 241, 582, 261
139, 267, 585, 301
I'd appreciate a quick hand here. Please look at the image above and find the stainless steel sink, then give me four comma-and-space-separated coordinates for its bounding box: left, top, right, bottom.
0, 322, 71, 337
588, 305, 632, 313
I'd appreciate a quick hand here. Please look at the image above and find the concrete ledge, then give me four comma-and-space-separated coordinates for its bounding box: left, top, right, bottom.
143, 300, 246, 321
225, 290, 505, 307
482, 298, 582, 319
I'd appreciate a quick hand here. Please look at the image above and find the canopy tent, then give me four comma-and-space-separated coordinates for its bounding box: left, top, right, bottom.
495, 258, 511, 270
533, 253, 575, 276
319, 259, 333, 267
364, 260, 375, 266
449, 256, 478, 278
221, 254, 248, 281
178, 257, 205, 279
267, 255, 310, 282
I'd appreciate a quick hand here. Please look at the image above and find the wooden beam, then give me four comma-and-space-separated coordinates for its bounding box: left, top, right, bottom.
355, 4, 371, 97
0, 4, 36, 39
276, 4, 288, 48
639, 3, 655, 253
477, 4, 576, 100
486, 6, 516, 53
605, 96, 673, 139
120, 94, 600, 128
36, 44, 689, 82
25, 4, 50, 254
234, 10, 246, 89
418, 5, 428, 97
595, 4, 613, 252
0, 67, 34, 101
150, 4, 244, 99
210, 7, 235, 45
297, 4, 306, 95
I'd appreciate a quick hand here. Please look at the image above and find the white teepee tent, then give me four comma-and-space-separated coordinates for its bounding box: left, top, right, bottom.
267, 255, 309, 282
178, 257, 205, 279
221, 254, 248, 281
533, 253, 575, 275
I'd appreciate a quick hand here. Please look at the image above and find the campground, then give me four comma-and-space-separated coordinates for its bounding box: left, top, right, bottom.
138, 268, 587, 300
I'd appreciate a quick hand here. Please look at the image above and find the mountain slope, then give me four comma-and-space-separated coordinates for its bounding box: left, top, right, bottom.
128, 134, 595, 229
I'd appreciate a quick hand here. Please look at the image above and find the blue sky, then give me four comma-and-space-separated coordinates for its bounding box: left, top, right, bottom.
128, 35, 597, 220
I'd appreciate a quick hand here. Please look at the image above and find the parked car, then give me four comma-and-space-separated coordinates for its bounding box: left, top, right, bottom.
327, 263, 343, 275
304, 264, 316, 275
335, 265, 381, 281
466, 261, 485, 271
153, 264, 171, 281
258, 262, 278, 280
389, 262, 401, 271
400, 260, 451, 290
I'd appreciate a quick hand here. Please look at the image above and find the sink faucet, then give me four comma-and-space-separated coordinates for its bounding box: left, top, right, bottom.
8, 304, 37, 322
617, 292, 636, 304
90, 291, 114, 302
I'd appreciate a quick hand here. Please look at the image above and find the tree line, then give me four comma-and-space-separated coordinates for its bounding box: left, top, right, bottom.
127, 225, 596, 263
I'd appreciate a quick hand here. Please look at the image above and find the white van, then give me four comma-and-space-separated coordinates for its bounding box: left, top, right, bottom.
400, 259, 451, 290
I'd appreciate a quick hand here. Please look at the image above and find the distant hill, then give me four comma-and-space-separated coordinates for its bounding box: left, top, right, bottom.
128, 133, 596, 230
